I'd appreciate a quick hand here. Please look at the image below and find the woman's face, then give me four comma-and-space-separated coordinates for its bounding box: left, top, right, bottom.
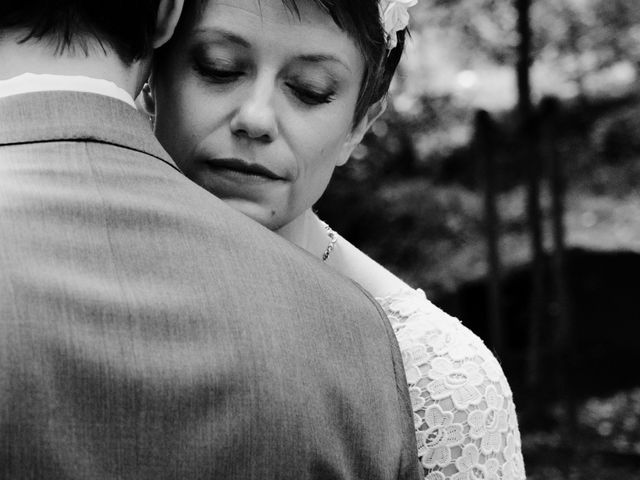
152, 0, 368, 230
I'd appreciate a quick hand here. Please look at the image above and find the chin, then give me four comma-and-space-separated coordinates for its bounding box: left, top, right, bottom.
222, 198, 288, 231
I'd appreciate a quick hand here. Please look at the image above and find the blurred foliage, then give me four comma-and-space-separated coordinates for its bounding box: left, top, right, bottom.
523, 388, 640, 479
392, 0, 640, 110
414, 0, 640, 72
592, 105, 640, 163
315, 0, 640, 477
318, 90, 640, 294
579, 388, 640, 453
317, 0, 640, 294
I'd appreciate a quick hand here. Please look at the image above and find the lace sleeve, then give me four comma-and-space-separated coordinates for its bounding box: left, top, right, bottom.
376, 289, 526, 480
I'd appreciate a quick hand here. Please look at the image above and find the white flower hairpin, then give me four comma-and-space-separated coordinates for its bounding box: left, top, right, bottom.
379, 0, 418, 50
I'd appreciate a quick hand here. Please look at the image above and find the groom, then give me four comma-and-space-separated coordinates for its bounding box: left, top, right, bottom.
0, 1, 419, 479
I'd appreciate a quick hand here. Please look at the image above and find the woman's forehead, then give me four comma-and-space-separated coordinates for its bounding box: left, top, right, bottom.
181, 0, 363, 73
187, 0, 349, 45
190, 0, 334, 28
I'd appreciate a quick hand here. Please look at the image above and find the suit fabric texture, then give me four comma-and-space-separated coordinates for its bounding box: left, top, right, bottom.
0, 92, 420, 480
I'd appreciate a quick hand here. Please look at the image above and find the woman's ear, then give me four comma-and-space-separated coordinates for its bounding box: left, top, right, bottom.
153, 0, 185, 49
138, 79, 156, 119
338, 99, 387, 167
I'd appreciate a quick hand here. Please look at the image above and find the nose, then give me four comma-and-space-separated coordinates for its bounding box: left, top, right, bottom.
230, 77, 278, 142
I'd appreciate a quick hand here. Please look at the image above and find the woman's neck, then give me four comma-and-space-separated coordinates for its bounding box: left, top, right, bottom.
275, 209, 411, 298
275, 209, 329, 260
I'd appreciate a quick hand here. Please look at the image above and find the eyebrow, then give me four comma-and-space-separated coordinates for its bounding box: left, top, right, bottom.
297, 54, 352, 74
192, 28, 251, 49
192, 28, 353, 74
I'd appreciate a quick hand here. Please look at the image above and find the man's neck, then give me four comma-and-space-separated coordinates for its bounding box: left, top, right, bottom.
0, 33, 148, 98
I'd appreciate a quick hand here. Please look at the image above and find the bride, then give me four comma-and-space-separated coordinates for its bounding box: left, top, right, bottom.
142, 0, 526, 478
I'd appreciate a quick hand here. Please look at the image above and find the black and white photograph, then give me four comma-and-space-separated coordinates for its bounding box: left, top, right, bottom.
0, 1, 638, 479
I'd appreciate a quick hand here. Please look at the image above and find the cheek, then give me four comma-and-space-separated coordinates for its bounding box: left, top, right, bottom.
294, 132, 348, 204
312, 131, 351, 172
293, 110, 353, 168
172, 82, 209, 130
156, 83, 213, 156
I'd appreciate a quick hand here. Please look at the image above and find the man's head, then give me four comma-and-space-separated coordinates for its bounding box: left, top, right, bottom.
0, 0, 163, 64
0, 0, 184, 94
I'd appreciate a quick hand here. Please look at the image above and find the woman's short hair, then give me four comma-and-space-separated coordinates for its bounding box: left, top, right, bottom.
183, 0, 406, 125
0, 0, 162, 64
281, 0, 406, 124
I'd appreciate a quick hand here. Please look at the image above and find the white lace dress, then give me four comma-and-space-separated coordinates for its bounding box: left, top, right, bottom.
375, 288, 526, 480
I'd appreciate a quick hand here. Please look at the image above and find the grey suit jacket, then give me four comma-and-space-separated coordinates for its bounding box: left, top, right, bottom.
0, 92, 419, 480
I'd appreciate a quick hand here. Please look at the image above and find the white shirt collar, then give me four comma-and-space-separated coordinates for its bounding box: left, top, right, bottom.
0, 73, 136, 108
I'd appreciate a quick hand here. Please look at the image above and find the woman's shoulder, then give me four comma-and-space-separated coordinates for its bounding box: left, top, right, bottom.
375, 286, 509, 387
375, 286, 457, 329
378, 290, 524, 478
384, 286, 524, 478
327, 232, 525, 479
325, 231, 412, 298
327, 233, 464, 331
329, 233, 513, 392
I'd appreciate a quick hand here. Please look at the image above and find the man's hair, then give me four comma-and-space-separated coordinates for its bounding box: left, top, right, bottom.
0, 0, 162, 64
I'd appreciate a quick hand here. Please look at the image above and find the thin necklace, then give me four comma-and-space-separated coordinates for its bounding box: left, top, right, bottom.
320, 220, 338, 262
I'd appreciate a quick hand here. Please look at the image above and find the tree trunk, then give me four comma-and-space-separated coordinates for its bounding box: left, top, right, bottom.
516, 0, 533, 120
475, 110, 503, 355
515, 0, 545, 391
540, 96, 577, 441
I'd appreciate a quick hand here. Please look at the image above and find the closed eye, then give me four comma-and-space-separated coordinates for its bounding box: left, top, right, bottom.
286, 82, 335, 106
194, 61, 244, 84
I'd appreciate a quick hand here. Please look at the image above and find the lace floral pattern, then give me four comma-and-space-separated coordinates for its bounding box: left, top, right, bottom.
376, 288, 526, 480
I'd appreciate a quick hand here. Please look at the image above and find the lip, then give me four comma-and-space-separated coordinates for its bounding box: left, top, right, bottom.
204, 158, 285, 181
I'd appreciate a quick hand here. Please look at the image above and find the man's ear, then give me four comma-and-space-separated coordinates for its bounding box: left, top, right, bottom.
338, 98, 387, 167
153, 0, 185, 49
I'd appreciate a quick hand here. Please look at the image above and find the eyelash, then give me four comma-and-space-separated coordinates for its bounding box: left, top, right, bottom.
286, 82, 336, 106
194, 61, 243, 83
193, 60, 336, 107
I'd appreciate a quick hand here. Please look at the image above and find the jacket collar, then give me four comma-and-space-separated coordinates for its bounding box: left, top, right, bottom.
0, 73, 136, 108
0, 91, 181, 173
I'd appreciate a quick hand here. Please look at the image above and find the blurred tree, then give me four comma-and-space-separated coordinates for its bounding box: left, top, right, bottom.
513, 0, 546, 395
534, 0, 640, 96
475, 110, 504, 354
413, 0, 518, 65
412, 0, 640, 97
